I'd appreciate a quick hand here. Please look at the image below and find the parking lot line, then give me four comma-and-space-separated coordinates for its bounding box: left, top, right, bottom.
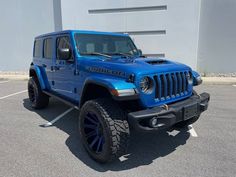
0, 80, 9, 84
0, 90, 27, 100
43, 107, 74, 127
188, 125, 198, 137
233, 85, 236, 87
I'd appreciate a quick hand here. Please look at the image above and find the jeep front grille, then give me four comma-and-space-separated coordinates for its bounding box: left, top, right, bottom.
153, 71, 189, 100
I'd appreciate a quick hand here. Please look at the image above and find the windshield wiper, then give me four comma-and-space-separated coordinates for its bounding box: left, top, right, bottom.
80, 52, 112, 59
107, 52, 133, 58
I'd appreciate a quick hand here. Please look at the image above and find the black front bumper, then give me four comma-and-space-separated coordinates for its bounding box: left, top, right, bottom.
128, 92, 210, 131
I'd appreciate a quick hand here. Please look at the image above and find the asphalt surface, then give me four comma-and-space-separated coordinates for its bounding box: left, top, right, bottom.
0, 80, 236, 177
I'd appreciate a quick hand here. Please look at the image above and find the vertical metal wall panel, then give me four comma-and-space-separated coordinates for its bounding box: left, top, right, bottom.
0, 0, 55, 71
53, 0, 63, 31
60, 0, 201, 70
198, 0, 236, 73
2, 0, 234, 73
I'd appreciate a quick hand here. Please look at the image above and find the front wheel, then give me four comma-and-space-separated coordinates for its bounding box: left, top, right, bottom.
79, 98, 130, 163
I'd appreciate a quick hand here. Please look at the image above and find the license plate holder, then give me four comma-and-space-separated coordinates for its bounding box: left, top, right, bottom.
183, 104, 198, 120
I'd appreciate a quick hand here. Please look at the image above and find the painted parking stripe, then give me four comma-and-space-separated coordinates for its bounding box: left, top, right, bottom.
233, 85, 236, 87
0, 80, 9, 84
188, 124, 198, 137
0, 90, 27, 100
43, 107, 74, 127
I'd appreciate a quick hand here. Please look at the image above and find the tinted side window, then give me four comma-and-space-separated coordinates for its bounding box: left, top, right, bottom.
56, 36, 72, 59
43, 38, 53, 59
33, 40, 41, 57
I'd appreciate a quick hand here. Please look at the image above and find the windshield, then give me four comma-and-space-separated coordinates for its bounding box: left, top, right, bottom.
74, 33, 139, 57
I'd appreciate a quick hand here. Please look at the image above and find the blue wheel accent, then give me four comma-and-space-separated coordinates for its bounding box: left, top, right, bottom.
83, 112, 105, 153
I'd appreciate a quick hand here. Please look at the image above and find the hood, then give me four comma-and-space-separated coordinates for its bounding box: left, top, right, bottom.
79, 56, 191, 78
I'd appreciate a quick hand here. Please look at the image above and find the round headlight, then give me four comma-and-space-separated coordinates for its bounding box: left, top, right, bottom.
187, 72, 193, 85
140, 76, 153, 93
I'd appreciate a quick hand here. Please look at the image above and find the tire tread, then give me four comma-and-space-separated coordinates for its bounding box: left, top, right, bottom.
80, 98, 130, 162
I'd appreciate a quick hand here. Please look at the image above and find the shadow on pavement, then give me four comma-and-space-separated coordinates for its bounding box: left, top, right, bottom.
23, 98, 190, 172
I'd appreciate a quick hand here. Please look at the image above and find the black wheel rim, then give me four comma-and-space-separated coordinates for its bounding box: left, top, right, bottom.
83, 112, 105, 153
28, 84, 36, 103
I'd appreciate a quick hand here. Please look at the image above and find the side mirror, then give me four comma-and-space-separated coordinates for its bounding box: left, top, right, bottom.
138, 49, 143, 56
58, 48, 72, 60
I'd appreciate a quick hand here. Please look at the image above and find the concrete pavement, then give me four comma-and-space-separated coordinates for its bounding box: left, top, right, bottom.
0, 80, 236, 177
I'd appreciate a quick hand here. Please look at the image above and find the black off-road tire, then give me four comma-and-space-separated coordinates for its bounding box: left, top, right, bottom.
79, 98, 130, 163
28, 77, 49, 109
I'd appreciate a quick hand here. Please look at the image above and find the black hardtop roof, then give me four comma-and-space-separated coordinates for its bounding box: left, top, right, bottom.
35, 30, 128, 39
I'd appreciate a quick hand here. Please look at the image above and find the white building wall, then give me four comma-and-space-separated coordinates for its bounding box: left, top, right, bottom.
61, 0, 201, 70
0, 0, 235, 74
0, 0, 57, 71
198, 0, 236, 73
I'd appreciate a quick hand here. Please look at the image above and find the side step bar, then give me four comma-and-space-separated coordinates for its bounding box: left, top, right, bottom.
43, 91, 80, 110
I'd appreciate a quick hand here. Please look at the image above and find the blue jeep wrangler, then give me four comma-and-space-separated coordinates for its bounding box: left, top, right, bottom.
28, 30, 210, 163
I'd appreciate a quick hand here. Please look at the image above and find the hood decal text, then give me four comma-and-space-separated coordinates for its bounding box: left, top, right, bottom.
86, 66, 126, 77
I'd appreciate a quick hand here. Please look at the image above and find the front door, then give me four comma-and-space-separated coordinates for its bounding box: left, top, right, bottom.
52, 35, 76, 100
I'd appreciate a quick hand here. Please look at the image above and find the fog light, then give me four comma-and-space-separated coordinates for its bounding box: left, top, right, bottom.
149, 117, 158, 128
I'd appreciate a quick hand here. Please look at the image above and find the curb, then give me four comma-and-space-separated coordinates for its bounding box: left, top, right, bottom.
0, 74, 29, 81
202, 77, 236, 85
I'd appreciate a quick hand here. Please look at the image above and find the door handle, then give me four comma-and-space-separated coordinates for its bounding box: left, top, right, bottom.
42, 64, 47, 68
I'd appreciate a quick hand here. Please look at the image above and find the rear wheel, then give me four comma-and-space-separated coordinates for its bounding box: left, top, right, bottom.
28, 77, 49, 109
79, 98, 130, 163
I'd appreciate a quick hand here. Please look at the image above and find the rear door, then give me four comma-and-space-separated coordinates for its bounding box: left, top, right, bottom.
51, 35, 76, 99
41, 38, 54, 89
